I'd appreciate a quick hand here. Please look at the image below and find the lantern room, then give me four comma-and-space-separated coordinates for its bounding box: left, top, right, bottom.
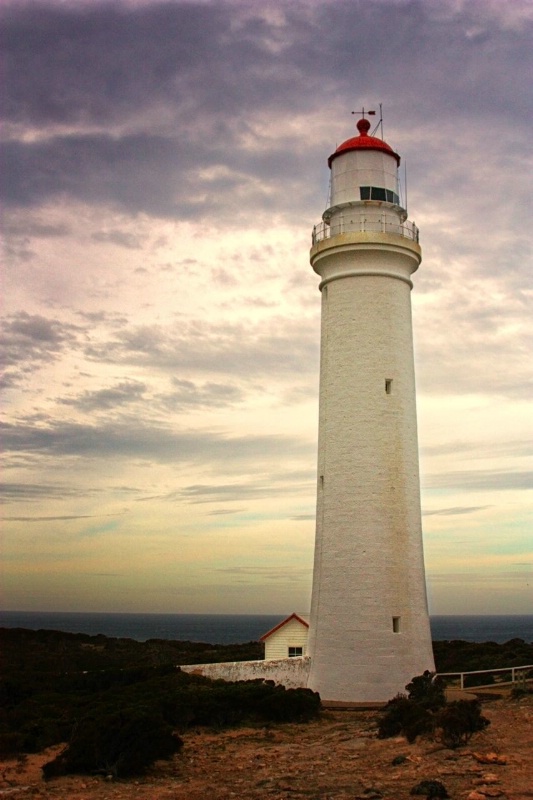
323, 118, 407, 233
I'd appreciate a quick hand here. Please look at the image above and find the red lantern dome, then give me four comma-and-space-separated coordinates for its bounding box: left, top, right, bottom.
328, 118, 400, 168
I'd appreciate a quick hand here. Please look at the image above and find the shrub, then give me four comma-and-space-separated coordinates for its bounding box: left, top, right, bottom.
435, 700, 490, 749
510, 685, 533, 699
463, 673, 495, 688
42, 708, 182, 779
379, 674, 489, 748
406, 671, 446, 710
378, 695, 433, 742
0, 730, 24, 756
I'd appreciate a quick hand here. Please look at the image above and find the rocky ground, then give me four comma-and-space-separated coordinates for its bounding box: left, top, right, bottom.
1, 694, 531, 800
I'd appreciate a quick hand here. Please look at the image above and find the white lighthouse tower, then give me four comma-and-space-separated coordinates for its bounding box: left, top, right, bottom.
307, 114, 435, 704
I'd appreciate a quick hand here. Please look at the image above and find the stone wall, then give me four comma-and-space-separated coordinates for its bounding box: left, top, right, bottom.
180, 655, 311, 689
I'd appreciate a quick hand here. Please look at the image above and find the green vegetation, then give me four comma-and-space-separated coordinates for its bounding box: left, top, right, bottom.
0, 628, 319, 777
379, 671, 490, 748
1, 628, 530, 774
433, 637, 533, 674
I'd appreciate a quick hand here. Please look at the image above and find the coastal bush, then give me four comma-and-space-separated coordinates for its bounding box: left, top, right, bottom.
38, 678, 320, 779
406, 671, 446, 710
0, 730, 24, 756
378, 695, 433, 742
463, 672, 495, 688
435, 700, 489, 748
42, 709, 183, 779
379, 674, 490, 748
432, 638, 533, 674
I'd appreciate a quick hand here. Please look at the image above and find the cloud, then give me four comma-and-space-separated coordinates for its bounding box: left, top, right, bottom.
1, 417, 314, 466
5, 515, 99, 522
0, 481, 90, 502
59, 380, 147, 412
91, 229, 144, 249
423, 470, 533, 492
157, 379, 246, 411
1, 312, 80, 387
84, 318, 319, 379
213, 565, 311, 583
423, 506, 491, 517
3, 1, 531, 223
168, 477, 314, 504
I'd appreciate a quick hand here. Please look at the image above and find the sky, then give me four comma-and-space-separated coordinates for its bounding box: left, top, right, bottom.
2, 0, 532, 617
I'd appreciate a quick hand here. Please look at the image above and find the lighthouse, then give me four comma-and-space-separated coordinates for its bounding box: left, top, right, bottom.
307, 114, 435, 703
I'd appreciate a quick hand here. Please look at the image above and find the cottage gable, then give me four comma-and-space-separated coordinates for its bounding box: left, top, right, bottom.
260, 613, 309, 661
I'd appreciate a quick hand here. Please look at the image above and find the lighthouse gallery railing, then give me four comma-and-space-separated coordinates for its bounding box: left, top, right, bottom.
312, 216, 420, 246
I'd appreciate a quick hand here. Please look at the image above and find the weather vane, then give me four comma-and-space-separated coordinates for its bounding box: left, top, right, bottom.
352, 108, 376, 119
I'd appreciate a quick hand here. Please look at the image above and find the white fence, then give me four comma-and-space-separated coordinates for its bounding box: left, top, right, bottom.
436, 663, 533, 691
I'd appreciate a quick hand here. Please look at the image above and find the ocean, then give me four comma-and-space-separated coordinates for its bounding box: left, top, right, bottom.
0, 611, 532, 645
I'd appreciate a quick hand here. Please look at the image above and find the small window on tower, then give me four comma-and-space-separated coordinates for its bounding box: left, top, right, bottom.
392, 617, 401, 633
371, 187, 387, 201
385, 379, 393, 394
288, 646, 303, 657
360, 186, 371, 200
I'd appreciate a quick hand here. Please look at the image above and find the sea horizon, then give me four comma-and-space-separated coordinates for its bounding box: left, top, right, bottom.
1, 610, 532, 645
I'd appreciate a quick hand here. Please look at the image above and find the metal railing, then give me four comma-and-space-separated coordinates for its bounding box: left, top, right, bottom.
312, 216, 419, 246
436, 663, 533, 691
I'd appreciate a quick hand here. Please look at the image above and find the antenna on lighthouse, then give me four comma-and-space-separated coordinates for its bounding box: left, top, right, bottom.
370, 103, 384, 139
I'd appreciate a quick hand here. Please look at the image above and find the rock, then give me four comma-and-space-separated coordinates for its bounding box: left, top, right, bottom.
473, 773, 500, 785
467, 792, 487, 800
392, 755, 408, 765
481, 773, 500, 784
472, 753, 508, 765
410, 779, 449, 798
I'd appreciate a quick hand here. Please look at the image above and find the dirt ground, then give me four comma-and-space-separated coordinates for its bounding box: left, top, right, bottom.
1, 694, 531, 800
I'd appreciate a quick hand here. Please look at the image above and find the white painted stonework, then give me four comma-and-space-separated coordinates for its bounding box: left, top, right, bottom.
181, 656, 310, 689
306, 124, 435, 703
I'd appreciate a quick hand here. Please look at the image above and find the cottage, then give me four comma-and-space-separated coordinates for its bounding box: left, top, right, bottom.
260, 613, 309, 660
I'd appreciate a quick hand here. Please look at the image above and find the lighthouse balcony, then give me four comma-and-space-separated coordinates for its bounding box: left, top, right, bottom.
312, 215, 419, 246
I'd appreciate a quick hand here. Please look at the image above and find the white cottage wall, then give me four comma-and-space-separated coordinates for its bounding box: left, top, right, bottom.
264, 618, 309, 660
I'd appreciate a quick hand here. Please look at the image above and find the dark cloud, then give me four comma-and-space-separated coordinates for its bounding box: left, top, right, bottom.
59, 380, 147, 412
159, 379, 245, 410
421, 440, 533, 459
423, 470, 533, 492
1, 312, 80, 386
422, 506, 491, 517
57, 376, 245, 414
2, 1, 531, 220
172, 479, 313, 503
1, 418, 314, 465
5, 514, 97, 521
4, 218, 71, 238
3, 1, 531, 128
213, 565, 310, 583
84, 318, 319, 379
91, 229, 144, 249
0, 481, 87, 501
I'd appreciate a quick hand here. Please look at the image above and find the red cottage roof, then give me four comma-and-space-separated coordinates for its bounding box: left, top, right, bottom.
328, 118, 400, 168
259, 612, 310, 642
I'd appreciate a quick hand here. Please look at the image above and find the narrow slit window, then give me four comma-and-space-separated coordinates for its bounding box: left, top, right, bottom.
385, 379, 393, 395
392, 617, 401, 633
